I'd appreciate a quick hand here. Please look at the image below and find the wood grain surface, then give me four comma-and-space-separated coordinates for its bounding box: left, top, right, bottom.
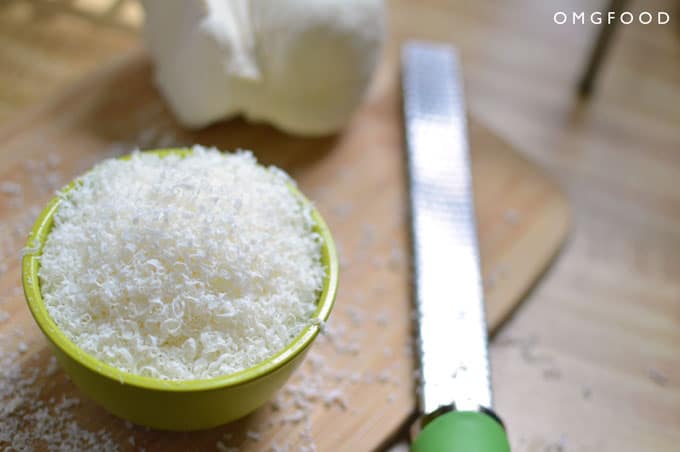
1, 0, 679, 451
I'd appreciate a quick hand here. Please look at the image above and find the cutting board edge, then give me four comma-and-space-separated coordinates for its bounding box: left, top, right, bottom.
0, 49, 148, 144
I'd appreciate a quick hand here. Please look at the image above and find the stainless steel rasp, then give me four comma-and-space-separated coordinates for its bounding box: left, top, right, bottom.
402, 41, 511, 452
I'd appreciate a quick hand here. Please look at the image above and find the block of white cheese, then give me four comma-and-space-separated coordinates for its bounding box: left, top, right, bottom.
141, 0, 385, 135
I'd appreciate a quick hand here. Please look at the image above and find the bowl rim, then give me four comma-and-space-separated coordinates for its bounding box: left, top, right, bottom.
21, 148, 339, 392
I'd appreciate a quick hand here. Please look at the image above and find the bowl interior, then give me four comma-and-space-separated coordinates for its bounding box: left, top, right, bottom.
21, 149, 338, 392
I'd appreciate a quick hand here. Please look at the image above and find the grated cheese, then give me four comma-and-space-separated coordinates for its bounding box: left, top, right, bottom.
246, 430, 262, 442
38, 146, 324, 380
0, 181, 22, 195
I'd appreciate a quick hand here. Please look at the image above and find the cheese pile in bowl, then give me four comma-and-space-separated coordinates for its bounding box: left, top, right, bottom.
38, 146, 324, 380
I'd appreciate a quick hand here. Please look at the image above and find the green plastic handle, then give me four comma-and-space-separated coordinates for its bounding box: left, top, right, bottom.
411, 411, 511, 452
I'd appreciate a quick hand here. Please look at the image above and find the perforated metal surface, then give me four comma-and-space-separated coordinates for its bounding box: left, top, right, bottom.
402, 42, 492, 415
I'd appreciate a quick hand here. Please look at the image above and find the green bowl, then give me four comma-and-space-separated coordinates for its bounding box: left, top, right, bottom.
21, 149, 338, 431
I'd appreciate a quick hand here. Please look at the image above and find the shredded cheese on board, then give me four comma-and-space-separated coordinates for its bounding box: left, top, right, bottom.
38, 146, 324, 380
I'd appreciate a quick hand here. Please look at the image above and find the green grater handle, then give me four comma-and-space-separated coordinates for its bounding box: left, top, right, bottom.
411, 411, 511, 452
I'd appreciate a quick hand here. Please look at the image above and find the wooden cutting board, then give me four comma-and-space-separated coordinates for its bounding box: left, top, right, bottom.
0, 48, 569, 451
